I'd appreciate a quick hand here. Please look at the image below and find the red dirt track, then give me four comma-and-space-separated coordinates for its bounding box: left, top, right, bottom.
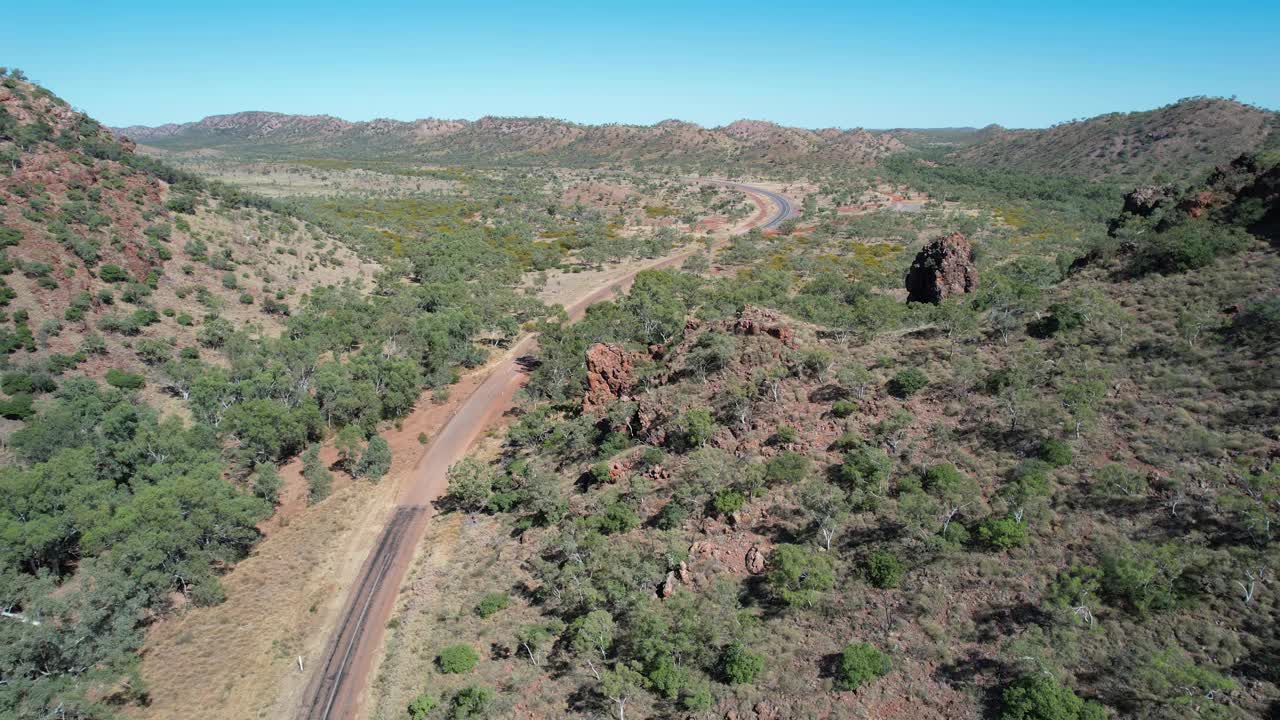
298, 180, 793, 720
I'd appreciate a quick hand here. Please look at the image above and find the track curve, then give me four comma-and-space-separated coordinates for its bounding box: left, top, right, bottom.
298, 181, 793, 720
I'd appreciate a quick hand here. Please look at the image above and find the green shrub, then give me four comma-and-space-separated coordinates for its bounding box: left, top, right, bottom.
1132, 220, 1249, 275
303, 444, 332, 504
596, 430, 628, 459
865, 551, 906, 589
0, 226, 21, 248
446, 458, 493, 512
835, 642, 890, 690
131, 308, 159, 328
165, 193, 196, 214
0, 392, 34, 419
358, 436, 392, 483
767, 544, 835, 607
1092, 463, 1147, 499
1100, 543, 1195, 615
719, 642, 764, 684
594, 499, 639, 534
1038, 439, 1073, 467
674, 408, 715, 450
655, 501, 689, 529
407, 693, 437, 720
888, 368, 928, 398
588, 462, 612, 485
437, 644, 479, 674
830, 431, 863, 451
764, 451, 809, 484
680, 680, 713, 712
711, 489, 746, 516
1000, 673, 1106, 720
831, 400, 857, 418
977, 516, 1028, 550
773, 425, 797, 444
447, 685, 494, 720
923, 463, 966, 491
98, 264, 128, 283
474, 592, 510, 618
1230, 297, 1280, 351
1, 371, 33, 395
838, 444, 891, 490
646, 654, 690, 699
1039, 302, 1085, 336
939, 521, 971, 547
251, 463, 282, 505
104, 368, 145, 389
638, 446, 665, 467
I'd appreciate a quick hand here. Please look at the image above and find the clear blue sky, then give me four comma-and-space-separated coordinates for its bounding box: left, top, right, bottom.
3, 1, 1276, 130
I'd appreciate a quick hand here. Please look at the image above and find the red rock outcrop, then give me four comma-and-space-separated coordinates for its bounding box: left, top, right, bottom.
904, 232, 979, 303
582, 343, 635, 413
732, 305, 796, 347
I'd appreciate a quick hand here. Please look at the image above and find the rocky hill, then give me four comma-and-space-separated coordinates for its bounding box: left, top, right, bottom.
114, 113, 905, 169
0, 75, 375, 419
954, 97, 1278, 182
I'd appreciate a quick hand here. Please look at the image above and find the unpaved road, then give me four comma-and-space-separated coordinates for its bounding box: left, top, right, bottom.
298, 180, 795, 720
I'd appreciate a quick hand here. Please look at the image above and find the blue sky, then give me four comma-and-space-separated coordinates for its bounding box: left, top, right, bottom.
3, 1, 1276, 129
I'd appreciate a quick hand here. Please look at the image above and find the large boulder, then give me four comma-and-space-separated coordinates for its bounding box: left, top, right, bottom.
904, 232, 979, 303
583, 343, 634, 413
1122, 185, 1177, 216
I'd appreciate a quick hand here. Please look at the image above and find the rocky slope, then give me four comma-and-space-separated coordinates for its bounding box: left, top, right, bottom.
0, 75, 374, 421
114, 113, 905, 169
955, 97, 1278, 182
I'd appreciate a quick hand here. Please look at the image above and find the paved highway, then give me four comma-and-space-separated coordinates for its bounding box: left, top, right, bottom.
704, 179, 796, 230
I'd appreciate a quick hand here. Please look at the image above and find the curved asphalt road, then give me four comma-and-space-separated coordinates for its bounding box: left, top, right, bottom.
701, 179, 796, 230
298, 181, 795, 720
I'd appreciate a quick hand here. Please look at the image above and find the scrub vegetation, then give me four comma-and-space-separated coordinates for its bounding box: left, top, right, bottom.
1, 66, 1278, 720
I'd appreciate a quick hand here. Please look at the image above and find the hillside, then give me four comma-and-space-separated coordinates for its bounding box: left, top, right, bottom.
114, 113, 905, 169
5, 63, 1280, 720
366, 154, 1280, 719
955, 97, 1278, 182
0, 76, 378, 416
0, 73, 563, 720
885, 125, 1003, 148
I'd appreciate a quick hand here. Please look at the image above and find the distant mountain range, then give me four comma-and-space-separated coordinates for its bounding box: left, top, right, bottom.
114, 114, 906, 169
116, 97, 1278, 180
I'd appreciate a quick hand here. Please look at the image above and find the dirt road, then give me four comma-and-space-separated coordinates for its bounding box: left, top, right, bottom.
298, 180, 795, 720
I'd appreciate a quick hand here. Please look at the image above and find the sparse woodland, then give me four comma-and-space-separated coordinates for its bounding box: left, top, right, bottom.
0, 68, 1277, 720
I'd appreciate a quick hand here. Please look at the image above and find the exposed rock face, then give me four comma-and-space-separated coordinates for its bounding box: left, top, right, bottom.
754, 701, 780, 720
1110, 154, 1280, 242
745, 546, 767, 575
583, 343, 634, 413
659, 571, 676, 598
1178, 190, 1216, 218
904, 232, 979, 303
606, 457, 633, 481
732, 305, 796, 347
1123, 185, 1177, 216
